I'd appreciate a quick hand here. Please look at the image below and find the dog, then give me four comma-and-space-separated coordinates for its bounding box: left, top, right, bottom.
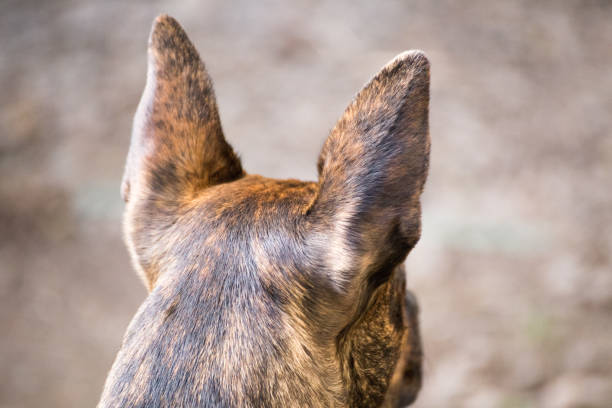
99, 14, 430, 407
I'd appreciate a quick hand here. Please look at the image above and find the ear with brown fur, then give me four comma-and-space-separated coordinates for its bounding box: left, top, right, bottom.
121, 15, 243, 291
121, 14, 243, 205
310, 51, 430, 300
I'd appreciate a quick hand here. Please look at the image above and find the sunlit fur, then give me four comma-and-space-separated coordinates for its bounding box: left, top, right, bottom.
100, 14, 430, 408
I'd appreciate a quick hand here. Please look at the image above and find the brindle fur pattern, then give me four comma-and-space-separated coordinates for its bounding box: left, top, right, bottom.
100, 14, 429, 408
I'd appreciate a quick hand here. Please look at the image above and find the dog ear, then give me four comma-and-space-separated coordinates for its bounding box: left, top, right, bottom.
309, 51, 430, 298
121, 14, 243, 204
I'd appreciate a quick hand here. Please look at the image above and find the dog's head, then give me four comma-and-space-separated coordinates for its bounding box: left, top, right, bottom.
108, 14, 429, 407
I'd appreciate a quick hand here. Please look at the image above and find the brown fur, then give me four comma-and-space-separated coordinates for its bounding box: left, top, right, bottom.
100, 14, 429, 408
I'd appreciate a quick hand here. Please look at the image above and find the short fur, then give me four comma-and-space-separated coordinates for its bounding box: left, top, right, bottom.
100, 14, 430, 408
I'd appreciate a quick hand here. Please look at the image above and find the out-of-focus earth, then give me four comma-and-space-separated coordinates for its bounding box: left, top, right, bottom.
1, 1, 611, 407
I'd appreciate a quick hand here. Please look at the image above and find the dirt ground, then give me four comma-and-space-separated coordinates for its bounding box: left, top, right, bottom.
1, 0, 611, 407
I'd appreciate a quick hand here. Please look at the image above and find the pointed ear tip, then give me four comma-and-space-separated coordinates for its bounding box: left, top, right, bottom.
392, 50, 430, 72
149, 14, 183, 44
153, 13, 179, 27
152, 13, 179, 29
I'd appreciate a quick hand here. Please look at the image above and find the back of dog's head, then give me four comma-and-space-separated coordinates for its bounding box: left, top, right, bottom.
100, 15, 429, 408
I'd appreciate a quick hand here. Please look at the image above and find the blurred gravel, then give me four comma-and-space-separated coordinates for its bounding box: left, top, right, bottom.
1, 1, 611, 407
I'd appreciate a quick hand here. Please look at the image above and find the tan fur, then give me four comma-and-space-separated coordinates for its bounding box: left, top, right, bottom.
100, 14, 429, 408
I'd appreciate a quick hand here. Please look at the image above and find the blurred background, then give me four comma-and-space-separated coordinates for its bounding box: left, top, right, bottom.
1, 0, 611, 407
